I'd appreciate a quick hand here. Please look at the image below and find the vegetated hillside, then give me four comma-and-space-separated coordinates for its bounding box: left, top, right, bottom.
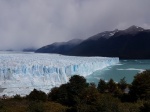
35, 25, 150, 59
35, 39, 82, 54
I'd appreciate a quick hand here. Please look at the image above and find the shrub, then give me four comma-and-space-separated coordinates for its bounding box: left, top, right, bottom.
76, 86, 100, 112
0, 101, 5, 111
69, 75, 88, 95
97, 79, 107, 93
44, 102, 68, 112
27, 89, 47, 102
118, 77, 127, 92
48, 87, 59, 101
13, 94, 22, 100
107, 79, 118, 93
48, 75, 88, 106
140, 100, 150, 112
130, 70, 150, 101
27, 101, 45, 112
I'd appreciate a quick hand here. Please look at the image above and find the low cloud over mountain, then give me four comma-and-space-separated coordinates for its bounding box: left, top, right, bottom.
0, 0, 150, 50
36, 26, 150, 59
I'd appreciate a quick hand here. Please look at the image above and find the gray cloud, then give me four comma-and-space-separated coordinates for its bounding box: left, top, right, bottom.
0, 0, 150, 50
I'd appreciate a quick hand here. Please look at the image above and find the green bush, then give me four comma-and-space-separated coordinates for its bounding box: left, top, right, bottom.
69, 75, 88, 95
44, 102, 68, 112
27, 101, 45, 112
130, 70, 150, 101
76, 86, 100, 112
140, 100, 150, 112
48, 87, 59, 101
118, 77, 127, 92
48, 75, 88, 106
107, 79, 118, 93
27, 89, 47, 102
97, 79, 107, 93
0, 100, 5, 112
13, 94, 22, 100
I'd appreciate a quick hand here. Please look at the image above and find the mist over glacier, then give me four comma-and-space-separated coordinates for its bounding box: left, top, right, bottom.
0, 52, 119, 96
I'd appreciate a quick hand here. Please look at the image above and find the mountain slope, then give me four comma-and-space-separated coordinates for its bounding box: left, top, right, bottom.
35, 39, 82, 54
35, 26, 150, 59
68, 26, 150, 59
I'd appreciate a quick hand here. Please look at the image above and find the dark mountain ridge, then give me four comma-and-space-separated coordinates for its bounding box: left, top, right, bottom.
35, 26, 150, 59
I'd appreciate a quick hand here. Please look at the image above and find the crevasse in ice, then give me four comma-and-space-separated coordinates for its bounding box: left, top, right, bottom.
0, 52, 119, 96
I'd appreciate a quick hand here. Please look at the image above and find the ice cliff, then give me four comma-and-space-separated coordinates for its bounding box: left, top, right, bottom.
0, 52, 119, 96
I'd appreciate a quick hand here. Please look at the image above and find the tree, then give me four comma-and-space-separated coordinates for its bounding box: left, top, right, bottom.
69, 75, 86, 85
130, 70, 150, 101
96, 94, 121, 112
27, 89, 47, 102
74, 84, 100, 112
79, 85, 100, 105
48, 75, 88, 106
118, 77, 127, 92
69, 75, 87, 94
57, 84, 71, 105
97, 79, 107, 93
107, 79, 117, 93
13, 94, 22, 100
48, 87, 59, 101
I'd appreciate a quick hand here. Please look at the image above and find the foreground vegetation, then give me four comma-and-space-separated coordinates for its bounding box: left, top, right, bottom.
1, 70, 150, 112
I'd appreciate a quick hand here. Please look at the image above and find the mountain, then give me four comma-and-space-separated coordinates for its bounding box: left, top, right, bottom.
35, 26, 150, 59
22, 48, 36, 52
35, 39, 82, 54
0, 48, 36, 52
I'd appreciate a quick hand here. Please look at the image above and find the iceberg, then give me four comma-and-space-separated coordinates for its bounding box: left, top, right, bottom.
0, 52, 119, 96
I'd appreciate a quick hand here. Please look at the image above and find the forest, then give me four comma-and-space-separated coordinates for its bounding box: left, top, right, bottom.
0, 70, 150, 112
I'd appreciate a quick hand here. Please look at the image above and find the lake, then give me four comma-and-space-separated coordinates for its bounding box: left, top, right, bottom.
86, 60, 150, 84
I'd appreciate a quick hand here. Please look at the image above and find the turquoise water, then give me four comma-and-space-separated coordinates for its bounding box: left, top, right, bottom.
86, 60, 150, 84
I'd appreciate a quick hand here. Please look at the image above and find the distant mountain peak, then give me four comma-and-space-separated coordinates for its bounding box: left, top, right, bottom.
125, 25, 144, 32
114, 29, 119, 32
88, 29, 119, 40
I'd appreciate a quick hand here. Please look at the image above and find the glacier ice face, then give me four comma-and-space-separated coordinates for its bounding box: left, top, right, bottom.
0, 52, 119, 96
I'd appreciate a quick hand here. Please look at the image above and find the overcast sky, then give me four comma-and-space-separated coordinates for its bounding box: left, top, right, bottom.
0, 0, 150, 50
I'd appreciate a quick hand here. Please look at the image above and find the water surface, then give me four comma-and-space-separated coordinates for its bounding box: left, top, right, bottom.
86, 60, 150, 84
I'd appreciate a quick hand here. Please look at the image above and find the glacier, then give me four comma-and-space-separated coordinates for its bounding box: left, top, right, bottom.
0, 52, 119, 96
